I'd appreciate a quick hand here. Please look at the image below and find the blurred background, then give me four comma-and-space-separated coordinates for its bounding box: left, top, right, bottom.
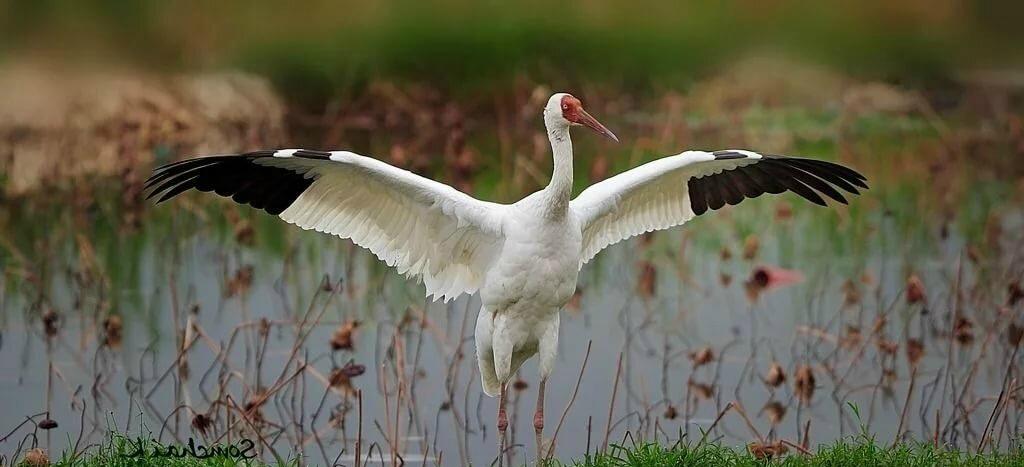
2, 0, 1023, 197
1, 1, 1023, 465
4, 0, 1024, 93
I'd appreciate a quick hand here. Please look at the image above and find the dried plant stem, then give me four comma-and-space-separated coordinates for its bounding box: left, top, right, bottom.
978, 345, 1020, 452
780, 438, 813, 455
356, 390, 363, 467
802, 420, 811, 450
731, 402, 763, 443
545, 341, 592, 460
696, 402, 733, 447
893, 366, 918, 446
601, 352, 624, 453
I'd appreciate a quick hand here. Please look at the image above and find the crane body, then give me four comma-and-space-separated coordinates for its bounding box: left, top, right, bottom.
147, 92, 867, 462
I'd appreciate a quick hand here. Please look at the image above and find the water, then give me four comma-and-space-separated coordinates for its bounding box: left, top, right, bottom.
1, 111, 1022, 464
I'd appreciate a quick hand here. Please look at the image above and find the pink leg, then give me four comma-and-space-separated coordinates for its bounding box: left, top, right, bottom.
497, 383, 508, 466
534, 378, 547, 460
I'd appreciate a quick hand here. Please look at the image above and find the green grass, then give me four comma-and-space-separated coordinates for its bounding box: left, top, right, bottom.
561, 440, 1024, 466
44, 434, 299, 467
36, 434, 1024, 466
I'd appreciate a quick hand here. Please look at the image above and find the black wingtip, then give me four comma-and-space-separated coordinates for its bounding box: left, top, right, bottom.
688, 152, 867, 216
142, 152, 317, 216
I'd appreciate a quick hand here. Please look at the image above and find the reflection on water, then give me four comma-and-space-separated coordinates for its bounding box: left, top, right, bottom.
2, 97, 1023, 463
2, 189, 1022, 465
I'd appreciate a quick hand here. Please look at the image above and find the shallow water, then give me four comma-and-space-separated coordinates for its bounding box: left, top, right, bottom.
2, 192, 1021, 465
1, 107, 1023, 464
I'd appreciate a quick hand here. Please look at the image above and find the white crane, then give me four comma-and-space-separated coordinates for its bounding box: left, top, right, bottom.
146, 93, 866, 460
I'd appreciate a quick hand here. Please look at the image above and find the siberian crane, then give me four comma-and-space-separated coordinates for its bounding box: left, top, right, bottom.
147, 93, 867, 461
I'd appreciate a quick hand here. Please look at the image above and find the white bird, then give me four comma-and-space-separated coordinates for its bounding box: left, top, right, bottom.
146, 92, 866, 460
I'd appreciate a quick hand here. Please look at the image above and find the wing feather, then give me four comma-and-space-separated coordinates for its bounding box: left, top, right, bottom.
571, 150, 867, 267
148, 150, 506, 301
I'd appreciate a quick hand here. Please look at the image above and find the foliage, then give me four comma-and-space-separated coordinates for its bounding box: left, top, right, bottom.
37, 433, 1024, 467
45, 434, 299, 467
4, 1, 1022, 103
561, 439, 1024, 467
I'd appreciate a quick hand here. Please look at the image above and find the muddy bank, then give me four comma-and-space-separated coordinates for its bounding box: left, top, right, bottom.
1, 57, 1020, 202
0, 65, 285, 196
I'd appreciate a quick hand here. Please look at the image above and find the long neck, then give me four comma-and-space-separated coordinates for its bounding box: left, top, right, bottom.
543, 124, 573, 217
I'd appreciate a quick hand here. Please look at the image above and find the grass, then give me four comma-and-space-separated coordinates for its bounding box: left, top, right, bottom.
42, 434, 299, 467
33, 434, 1024, 466
562, 440, 1024, 467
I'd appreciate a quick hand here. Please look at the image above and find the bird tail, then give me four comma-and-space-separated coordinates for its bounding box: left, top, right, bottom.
478, 349, 500, 397
481, 371, 500, 397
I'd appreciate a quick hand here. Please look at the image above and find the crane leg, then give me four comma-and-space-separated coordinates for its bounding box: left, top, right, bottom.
497, 382, 508, 466
534, 377, 547, 461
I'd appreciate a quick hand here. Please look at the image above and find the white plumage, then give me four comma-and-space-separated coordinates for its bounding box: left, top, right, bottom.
270, 151, 505, 301
574, 150, 761, 265
147, 92, 866, 460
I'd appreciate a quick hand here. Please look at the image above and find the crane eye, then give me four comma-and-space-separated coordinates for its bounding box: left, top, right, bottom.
562, 104, 569, 111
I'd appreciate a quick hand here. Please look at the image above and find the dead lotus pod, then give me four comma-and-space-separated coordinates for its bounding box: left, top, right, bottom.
764, 362, 786, 388
341, 361, 366, 378
688, 381, 714, 400
876, 338, 898, 356
23, 448, 49, 467
749, 441, 788, 459
689, 347, 715, 368
226, 265, 255, 297
102, 315, 123, 348
743, 235, 760, 260
234, 220, 255, 245
841, 325, 862, 350
794, 365, 816, 403
906, 338, 925, 366
842, 279, 860, 307
328, 368, 353, 392
761, 401, 786, 424
775, 202, 793, 221
330, 320, 360, 350
191, 413, 212, 436
906, 275, 926, 304
954, 317, 975, 345
720, 247, 733, 261
42, 308, 60, 337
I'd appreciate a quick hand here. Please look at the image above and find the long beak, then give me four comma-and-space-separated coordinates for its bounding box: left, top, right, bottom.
577, 109, 619, 143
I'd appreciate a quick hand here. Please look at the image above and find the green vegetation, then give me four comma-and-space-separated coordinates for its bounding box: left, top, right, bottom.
3, 4, 1023, 467
41, 434, 298, 466
562, 440, 1024, 467
34, 433, 1024, 466
4, 1, 1022, 104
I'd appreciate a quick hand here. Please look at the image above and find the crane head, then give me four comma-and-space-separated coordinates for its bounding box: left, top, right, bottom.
551, 93, 619, 142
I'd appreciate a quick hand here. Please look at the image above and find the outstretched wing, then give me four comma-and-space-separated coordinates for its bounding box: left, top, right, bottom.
147, 149, 507, 301
571, 150, 867, 266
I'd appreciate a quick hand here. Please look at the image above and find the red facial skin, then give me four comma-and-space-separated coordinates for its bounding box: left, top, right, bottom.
559, 94, 619, 142
560, 95, 585, 124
